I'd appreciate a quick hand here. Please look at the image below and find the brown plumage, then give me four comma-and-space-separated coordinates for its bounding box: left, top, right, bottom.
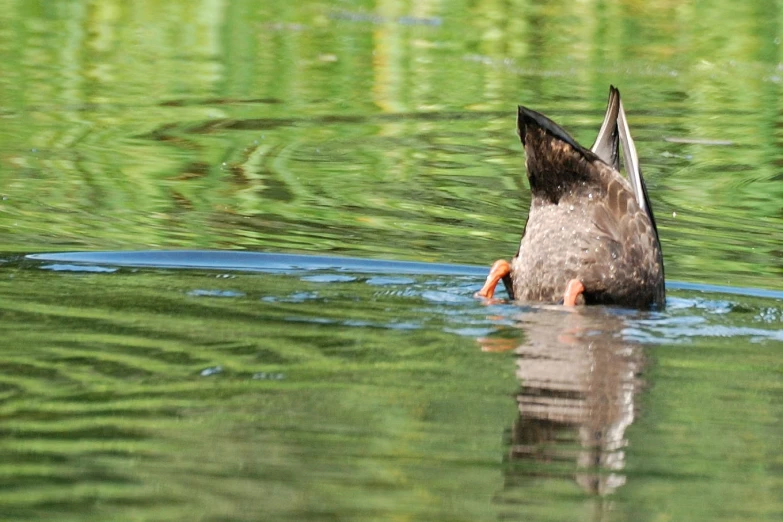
477, 86, 665, 308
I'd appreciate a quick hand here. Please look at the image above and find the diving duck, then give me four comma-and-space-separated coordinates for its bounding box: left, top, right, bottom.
476, 86, 665, 308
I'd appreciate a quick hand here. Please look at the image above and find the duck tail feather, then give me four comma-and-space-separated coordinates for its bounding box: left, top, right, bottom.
517, 105, 582, 152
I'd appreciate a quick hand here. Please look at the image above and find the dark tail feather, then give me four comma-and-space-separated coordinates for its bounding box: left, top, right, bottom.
516, 105, 600, 200
517, 105, 582, 152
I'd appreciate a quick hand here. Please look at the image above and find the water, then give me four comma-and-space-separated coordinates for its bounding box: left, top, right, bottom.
1, 1, 782, 521
0, 251, 779, 521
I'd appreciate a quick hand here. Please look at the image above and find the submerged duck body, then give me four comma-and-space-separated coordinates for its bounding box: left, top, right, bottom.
477, 86, 665, 308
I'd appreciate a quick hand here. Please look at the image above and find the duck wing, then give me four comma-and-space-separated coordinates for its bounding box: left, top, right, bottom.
590, 86, 620, 170
616, 93, 659, 238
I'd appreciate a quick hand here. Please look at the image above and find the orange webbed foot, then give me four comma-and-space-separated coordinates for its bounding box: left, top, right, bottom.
475, 259, 512, 300
563, 279, 585, 306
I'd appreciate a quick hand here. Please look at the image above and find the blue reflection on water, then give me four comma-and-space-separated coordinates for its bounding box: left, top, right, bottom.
28, 250, 783, 301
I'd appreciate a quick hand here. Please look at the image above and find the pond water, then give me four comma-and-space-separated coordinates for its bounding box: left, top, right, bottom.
1, 1, 782, 521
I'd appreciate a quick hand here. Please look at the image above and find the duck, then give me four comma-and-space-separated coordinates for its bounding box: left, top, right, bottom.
475, 86, 665, 308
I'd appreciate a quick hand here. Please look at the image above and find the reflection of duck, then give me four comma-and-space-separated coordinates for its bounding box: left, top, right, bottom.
486, 308, 645, 498
477, 87, 665, 308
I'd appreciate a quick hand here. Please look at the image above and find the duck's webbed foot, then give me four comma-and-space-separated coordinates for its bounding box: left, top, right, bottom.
563, 279, 585, 306
475, 259, 513, 300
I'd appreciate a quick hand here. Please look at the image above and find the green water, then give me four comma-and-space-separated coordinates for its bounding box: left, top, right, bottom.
0, 1, 782, 521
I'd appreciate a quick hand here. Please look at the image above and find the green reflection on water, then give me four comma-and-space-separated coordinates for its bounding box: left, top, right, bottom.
1, 0, 782, 288
0, 264, 780, 521
0, 267, 517, 521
